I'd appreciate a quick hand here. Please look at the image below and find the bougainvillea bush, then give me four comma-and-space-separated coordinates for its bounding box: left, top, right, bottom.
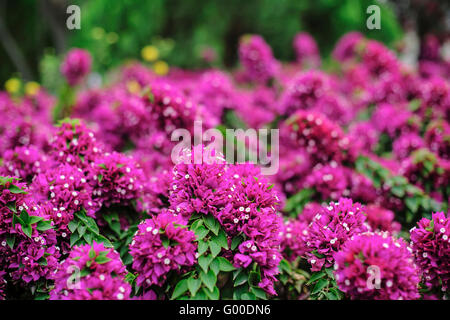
0, 32, 448, 300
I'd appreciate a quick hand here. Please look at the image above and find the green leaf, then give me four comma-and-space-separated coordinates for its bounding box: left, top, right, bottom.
22, 224, 32, 238
231, 235, 243, 250
36, 220, 53, 232
29, 215, 43, 225
95, 255, 112, 264
77, 225, 87, 237
212, 229, 228, 249
312, 279, 329, 294
19, 210, 30, 225
194, 226, 209, 241
83, 232, 93, 244
187, 277, 201, 296
95, 234, 113, 247
161, 236, 170, 249
307, 271, 326, 285
198, 241, 208, 255
248, 271, 261, 287
278, 259, 291, 273
203, 286, 220, 300
200, 269, 217, 292
234, 271, 248, 287
9, 184, 27, 194
210, 258, 220, 276
198, 255, 212, 273
203, 215, 219, 235
89, 247, 96, 259
6, 235, 15, 249
209, 241, 221, 257
217, 257, 236, 272
405, 197, 419, 213
68, 220, 78, 233
70, 232, 80, 247
250, 287, 267, 300
241, 292, 256, 300
6, 201, 16, 213
171, 279, 188, 300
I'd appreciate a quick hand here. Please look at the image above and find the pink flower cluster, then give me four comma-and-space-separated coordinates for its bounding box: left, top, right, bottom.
50, 242, 131, 300
129, 211, 197, 287
410, 212, 450, 293
333, 232, 420, 300
61, 49, 92, 86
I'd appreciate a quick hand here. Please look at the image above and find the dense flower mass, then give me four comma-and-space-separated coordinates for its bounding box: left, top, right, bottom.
129, 211, 197, 287
61, 49, 92, 86
333, 232, 420, 300
0, 177, 60, 286
238, 35, 279, 84
50, 242, 131, 300
410, 212, 450, 293
303, 198, 370, 271
0, 29, 448, 300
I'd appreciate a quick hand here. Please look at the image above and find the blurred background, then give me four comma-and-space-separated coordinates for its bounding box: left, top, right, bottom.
0, 0, 448, 93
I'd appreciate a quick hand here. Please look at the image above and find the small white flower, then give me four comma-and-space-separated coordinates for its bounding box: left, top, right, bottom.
164, 258, 171, 265
423, 252, 428, 258
146, 227, 152, 232
60, 175, 65, 180
310, 259, 316, 264
440, 228, 446, 234
99, 275, 105, 281
152, 229, 158, 235
62, 232, 67, 238
117, 293, 124, 300
239, 207, 244, 212
386, 280, 393, 288
345, 279, 350, 286
382, 243, 389, 249
245, 207, 251, 213
233, 218, 239, 224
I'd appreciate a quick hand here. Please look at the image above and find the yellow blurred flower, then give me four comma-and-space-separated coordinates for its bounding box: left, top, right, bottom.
141, 45, 159, 62
153, 60, 169, 76
5, 78, 21, 94
25, 81, 40, 96
92, 27, 105, 40
126, 80, 141, 94
106, 32, 119, 44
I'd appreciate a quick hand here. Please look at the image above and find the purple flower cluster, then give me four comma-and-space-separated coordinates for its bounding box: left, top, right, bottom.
129, 211, 197, 287
0, 178, 60, 286
50, 242, 131, 300
303, 198, 369, 271
61, 49, 92, 86
410, 212, 450, 293
278, 71, 332, 116
293, 32, 321, 68
89, 152, 145, 208
281, 110, 353, 164
0, 146, 51, 183
238, 35, 279, 84
333, 232, 420, 300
